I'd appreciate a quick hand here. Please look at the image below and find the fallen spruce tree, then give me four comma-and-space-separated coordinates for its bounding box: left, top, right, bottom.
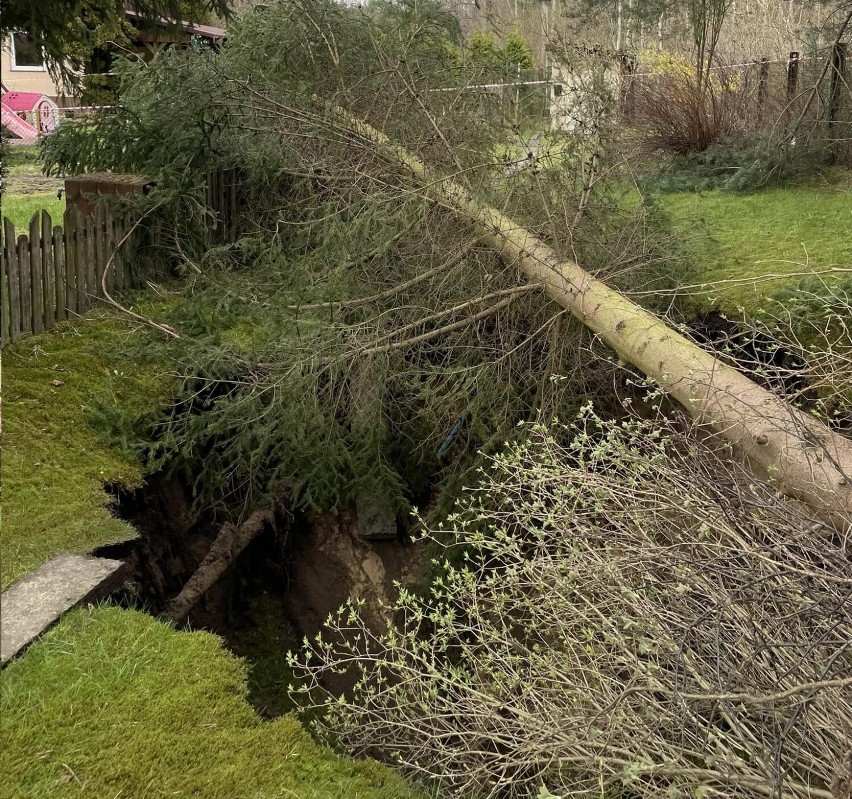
319, 109, 852, 532
43, 3, 851, 796
45, 0, 851, 531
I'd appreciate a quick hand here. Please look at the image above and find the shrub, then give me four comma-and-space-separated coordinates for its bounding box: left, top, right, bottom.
292, 408, 852, 799
631, 56, 751, 155
753, 273, 852, 426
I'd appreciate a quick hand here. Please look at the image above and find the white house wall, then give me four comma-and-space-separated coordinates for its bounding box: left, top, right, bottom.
2, 37, 63, 100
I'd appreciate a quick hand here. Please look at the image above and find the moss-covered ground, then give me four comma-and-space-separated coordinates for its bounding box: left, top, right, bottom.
657, 172, 852, 312
0, 605, 418, 799
1, 307, 421, 799
1, 311, 167, 589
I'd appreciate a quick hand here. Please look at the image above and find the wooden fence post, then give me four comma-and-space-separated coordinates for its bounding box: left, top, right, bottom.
1, 222, 9, 347
829, 42, 847, 129
115, 212, 128, 289
228, 168, 237, 240
85, 213, 97, 304
75, 210, 87, 314
64, 207, 79, 316
758, 57, 769, 108
18, 232, 31, 336
42, 211, 56, 329
787, 51, 800, 100
53, 223, 66, 322
29, 213, 44, 334
5, 218, 21, 343
95, 202, 108, 297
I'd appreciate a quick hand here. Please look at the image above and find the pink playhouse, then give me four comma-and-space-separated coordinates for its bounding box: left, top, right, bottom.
1, 91, 59, 142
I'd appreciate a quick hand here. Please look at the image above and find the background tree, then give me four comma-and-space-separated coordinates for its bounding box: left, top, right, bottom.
0, 0, 231, 86
503, 28, 534, 68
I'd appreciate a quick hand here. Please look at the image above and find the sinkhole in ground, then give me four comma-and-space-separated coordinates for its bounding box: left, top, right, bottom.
97, 474, 423, 717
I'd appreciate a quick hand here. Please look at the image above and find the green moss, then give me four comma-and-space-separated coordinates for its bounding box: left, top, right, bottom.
1, 312, 167, 589
2, 193, 66, 230
659, 181, 852, 312
0, 605, 418, 799
228, 592, 305, 718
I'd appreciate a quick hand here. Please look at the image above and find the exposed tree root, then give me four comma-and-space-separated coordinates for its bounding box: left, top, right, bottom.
162, 509, 275, 624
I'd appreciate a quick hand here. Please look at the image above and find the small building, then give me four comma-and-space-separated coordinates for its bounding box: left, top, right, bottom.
549, 49, 632, 135
1, 91, 60, 142
1, 5, 225, 110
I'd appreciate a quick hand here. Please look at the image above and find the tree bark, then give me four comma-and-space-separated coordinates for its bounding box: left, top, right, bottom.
162, 509, 274, 623
338, 111, 852, 531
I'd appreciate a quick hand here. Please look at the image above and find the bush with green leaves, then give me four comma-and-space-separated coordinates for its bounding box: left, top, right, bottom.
749, 273, 852, 425
291, 407, 852, 799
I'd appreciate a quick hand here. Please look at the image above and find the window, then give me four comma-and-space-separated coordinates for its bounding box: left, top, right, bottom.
10, 33, 44, 70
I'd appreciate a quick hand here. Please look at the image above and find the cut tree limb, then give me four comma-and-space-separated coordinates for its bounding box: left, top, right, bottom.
163, 509, 274, 623
336, 111, 852, 531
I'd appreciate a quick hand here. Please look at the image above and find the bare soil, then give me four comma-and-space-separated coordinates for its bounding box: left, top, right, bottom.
4, 175, 64, 195
100, 475, 423, 701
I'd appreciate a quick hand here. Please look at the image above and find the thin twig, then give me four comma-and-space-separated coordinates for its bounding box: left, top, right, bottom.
98, 205, 181, 339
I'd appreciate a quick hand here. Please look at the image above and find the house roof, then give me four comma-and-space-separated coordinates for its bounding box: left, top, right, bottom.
124, 5, 226, 42
2, 92, 45, 111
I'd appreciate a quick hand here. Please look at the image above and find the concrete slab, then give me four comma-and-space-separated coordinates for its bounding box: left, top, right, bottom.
1, 553, 125, 666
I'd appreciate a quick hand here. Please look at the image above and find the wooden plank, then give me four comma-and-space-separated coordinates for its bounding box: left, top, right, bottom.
120, 213, 132, 289
1, 220, 9, 347
42, 211, 56, 329
219, 170, 225, 241
5, 218, 21, 343
64, 208, 78, 316
94, 203, 108, 297
75, 211, 87, 314
54, 226, 66, 322
105, 212, 116, 293
18, 234, 32, 339
112, 210, 125, 292
29, 213, 43, 334
212, 169, 221, 242
207, 170, 215, 241
85, 213, 97, 306
229, 168, 237, 240
114, 213, 127, 290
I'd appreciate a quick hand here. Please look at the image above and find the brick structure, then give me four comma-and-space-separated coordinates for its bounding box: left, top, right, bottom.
65, 172, 153, 215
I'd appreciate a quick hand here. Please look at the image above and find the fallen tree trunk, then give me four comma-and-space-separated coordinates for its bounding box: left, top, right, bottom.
163, 509, 274, 624
337, 112, 852, 531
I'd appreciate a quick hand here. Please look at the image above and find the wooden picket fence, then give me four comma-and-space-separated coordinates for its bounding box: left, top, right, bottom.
1, 204, 138, 347
1, 167, 243, 348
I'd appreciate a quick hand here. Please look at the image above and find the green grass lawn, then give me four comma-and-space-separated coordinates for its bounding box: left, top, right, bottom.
0, 605, 417, 799
3, 143, 44, 175
1, 311, 168, 589
2, 192, 66, 230
658, 179, 852, 312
